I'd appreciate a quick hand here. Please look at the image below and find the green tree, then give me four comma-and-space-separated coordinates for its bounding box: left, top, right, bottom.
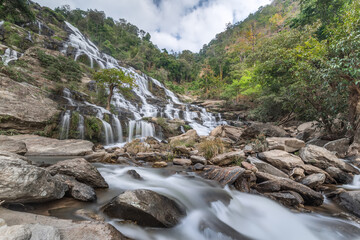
93, 68, 137, 110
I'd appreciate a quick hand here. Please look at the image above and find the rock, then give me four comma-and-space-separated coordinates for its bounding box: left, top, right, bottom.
0, 224, 32, 240
306, 139, 329, 147
190, 155, 207, 165
135, 152, 166, 162
126, 170, 143, 180
266, 137, 305, 153
258, 150, 304, 171
102, 189, 185, 228
301, 173, 326, 189
84, 152, 113, 163
264, 191, 304, 207
210, 125, 243, 142
123, 139, 150, 155
0, 207, 127, 240
241, 122, 288, 140
339, 191, 360, 217
255, 172, 324, 206
296, 121, 321, 142
8, 135, 94, 156
290, 168, 305, 181
173, 158, 192, 166
193, 163, 205, 171
74, 209, 105, 222
152, 161, 168, 168
169, 130, 199, 146
28, 224, 61, 240
241, 162, 258, 172
202, 166, 251, 188
173, 146, 191, 156
247, 157, 288, 178
299, 164, 336, 184
55, 174, 96, 202
0, 152, 68, 203
325, 167, 353, 184
299, 145, 350, 172
297, 121, 318, 132
324, 138, 350, 158
209, 151, 245, 166
0, 136, 27, 155
47, 158, 108, 188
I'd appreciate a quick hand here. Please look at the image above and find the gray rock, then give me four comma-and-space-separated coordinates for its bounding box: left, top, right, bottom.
173, 146, 191, 156
169, 130, 199, 145
210, 151, 245, 166
324, 138, 350, 158
55, 174, 96, 202
306, 139, 329, 147
258, 150, 304, 171
325, 167, 353, 184
190, 155, 207, 165
126, 170, 143, 180
339, 191, 360, 217
193, 163, 205, 171
152, 161, 168, 168
247, 156, 288, 178
47, 158, 108, 188
202, 166, 252, 188
102, 189, 185, 228
28, 224, 61, 240
241, 122, 288, 140
266, 137, 305, 153
0, 152, 68, 203
0, 224, 32, 240
210, 125, 243, 142
264, 191, 304, 207
301, 173, 326, 188
0, 136, 27, 155
173, 158, 192, 166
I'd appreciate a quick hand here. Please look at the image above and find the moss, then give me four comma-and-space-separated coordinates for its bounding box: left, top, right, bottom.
51, 36, 63, 42
84, 116, 103, 142
183, 125, 192, 131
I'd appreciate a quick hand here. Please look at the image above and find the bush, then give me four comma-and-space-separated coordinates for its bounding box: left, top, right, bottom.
198, 138, 224, 160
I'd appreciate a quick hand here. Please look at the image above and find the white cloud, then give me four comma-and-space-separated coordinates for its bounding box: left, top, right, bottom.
34, 0, 271, 52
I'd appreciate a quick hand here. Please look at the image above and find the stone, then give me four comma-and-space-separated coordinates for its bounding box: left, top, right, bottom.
297, 121, 318, 132
299, 164, 336, 184
190, 155, 207, 165
173, 146, 191, 156
301, 173, 326, 189
264, 191, 304, 207
325, 167, 353, 184
193, 163, 205, 171
241, 161, 258, 172
173, 158, 192, 166
169, 130, 199, 146
55, 174, 96, 202
266, 137, 305, 153
258, 150, 304, 171
28, 224, 61, 240
135, 152, 166, 162
306, 139, 329, 147
84, 152, 113, 163
339, 191, 360, 217
209, 151, 245, 166
102, 189, 185, 228
290, 168, 305, 180
247, 157, 288, 178
47, 158, 108, 188
210, 125, 243, 142
0, 224, 32, 240
8, 135, 94, 156
0, 152, 68, 203
0, 207, 127, 240
202, 166, 247, 187
324, 138, 350, 158
123, 139, 150, 155
241, 122, 288, 140
0, 135, 27, 155
126, 170, 143, 180
152, 161, 168, 168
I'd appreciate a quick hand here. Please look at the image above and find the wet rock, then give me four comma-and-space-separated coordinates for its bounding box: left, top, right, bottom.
8, 135, 94, 156
241, 122, 288, 140
135, 152, 166, 162
339, 191, 360, 217
173, 158, 192, 166
247, 157, 288, 178
296, 121, 321, 142
209, 151, 245, 166
193, 163, 205, 171
169, 130, 199, 146
47, 158, 108, 188
75, 209, 105, 222
258, 150, 304, 171
126, 170, 143, 180
55, 174, 96, 202
264, 191, 304, 207
102, 189, 185, 228
325, 167, 353, 184
266, 137, 305, 153
301, 173, 326, 189
324, 138, 350, 158
152, 161, 168, 168
0, 152, 68, 203
0, 136, 27, 155
190, 155, 207, 165
210, 125, 243, 142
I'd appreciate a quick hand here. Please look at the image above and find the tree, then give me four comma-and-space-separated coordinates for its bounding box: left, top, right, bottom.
93, 68, 137, 110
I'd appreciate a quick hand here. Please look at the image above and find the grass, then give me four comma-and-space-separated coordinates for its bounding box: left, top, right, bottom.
198, 138, 225, 160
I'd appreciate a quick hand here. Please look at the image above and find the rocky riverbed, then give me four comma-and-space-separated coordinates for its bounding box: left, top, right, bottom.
1, 121, 360, 239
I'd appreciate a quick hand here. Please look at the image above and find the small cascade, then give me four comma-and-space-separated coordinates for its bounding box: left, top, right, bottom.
37, 20, 42, 35
60, 110, 71, 140
78, 114, 85, 139
127, 120, 136, 142
63, 88, 76, 106
27, 31, 33, 42
112, 115, 123, 143
127, 120, 155, 141
1, 48, 19, 66
101, 120, 114, 145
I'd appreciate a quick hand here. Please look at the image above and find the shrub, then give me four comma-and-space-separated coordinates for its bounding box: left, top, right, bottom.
198, 138, 224, 160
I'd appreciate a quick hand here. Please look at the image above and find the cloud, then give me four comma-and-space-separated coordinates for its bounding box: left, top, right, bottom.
34, 0, 271, 52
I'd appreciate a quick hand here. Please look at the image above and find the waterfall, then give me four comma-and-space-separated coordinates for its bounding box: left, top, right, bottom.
1, 48, 19, 66
128, 120, 136, 142
63, 88, 76, 106
60, 110, 71, 140
112, 115, 123, 143
37, 20, 42, 35
78, 114, 85, 139
101, 120, 114, 145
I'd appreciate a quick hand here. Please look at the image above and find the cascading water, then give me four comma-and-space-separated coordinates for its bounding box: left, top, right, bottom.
1, 48, 19, 66
112, 115, 123, 143
78, 114, 85, 139
59, 110, 71, 140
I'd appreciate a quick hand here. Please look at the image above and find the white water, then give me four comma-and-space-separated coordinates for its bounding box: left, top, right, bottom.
112, 115, 123, 143
59, 110, 71, 140
78, 114, 85, 139
96, 165, 360, 240
1, 48, 19, 66
342, 162, 360, 190
37, 20, 42, 35
63, 88, 76, 106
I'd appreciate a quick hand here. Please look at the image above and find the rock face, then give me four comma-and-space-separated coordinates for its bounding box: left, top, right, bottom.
266, 137, 305, 153
241, 122, 288, 139
102, 189, 185, 228
0, 151, 68, 203
0, 136, 27, 155
210, 125, 243, 142
209, 151, 245, 166
0, 207, 127, 240
247, 157, 288, 178
339, 191, 360, 217
8, 135, 94, 156
47, 158, 108, 188
323, 138, 350, 158
258, 150, 304, 171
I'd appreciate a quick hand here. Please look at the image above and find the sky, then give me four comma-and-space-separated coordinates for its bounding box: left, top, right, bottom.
35, 0, 272, 52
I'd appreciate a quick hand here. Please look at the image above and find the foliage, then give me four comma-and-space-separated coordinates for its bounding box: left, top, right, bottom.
0, 0, 35, 24
84, 116, 103, 142
198, 138, 224, 160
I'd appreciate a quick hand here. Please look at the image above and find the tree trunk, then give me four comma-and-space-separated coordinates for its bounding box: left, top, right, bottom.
106, 85, 114, 111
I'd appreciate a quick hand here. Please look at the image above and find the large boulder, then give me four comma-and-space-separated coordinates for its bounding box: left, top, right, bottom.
8, 135, 94, 156
102, 189, 185, 228
0, 151, 68, 203
247, 157, 288, 178
47, 158, 108, 188
324, 138, 350, 158
210, 125, 243, 142
241, 122, 288, 140
266, 137, 305, 153
0, 135, 27, 155
169, 130, 199, 146
258, 150, 304, 171
209, 151, 245, 166
339, 191, 360, 217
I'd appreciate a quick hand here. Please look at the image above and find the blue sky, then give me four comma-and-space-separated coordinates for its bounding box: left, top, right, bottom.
35, 0, 271, 52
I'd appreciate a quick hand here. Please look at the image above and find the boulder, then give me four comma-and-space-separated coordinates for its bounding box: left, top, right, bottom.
84, 152, 113, 163
47, 158, 108, 188
135, 152, 166, 162
299, 164, 336, 184
210, 125, 243, 142
247, 157, 288, 178
123, 139, 150, 155
126, 170, 143, 180
0, 152, 68, 203
301, 173, 326, 189
173, 158, 192, 166
8, 135, 94, 156
325, 167, 353, 184
169, 130, 199, 146
339, 191, 360, 217
241, 162, 258, 172
258, 150, 304, 171
266, 137, 305, 153
264, 191, 304, 207
55, 175, 96, 202
0, 135, 27, 155
152, 161, 168, 168
209, 151, 245, 166
102, 189, 185, 228
173, 146, 191, 156
190, 155, 207, 165
241, 122, 288, 140
193, 163, 205, 171
0, 224, 32, 240
324, 138, 350, 158
290, 168, 305, 181
306, 139, 329, 147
